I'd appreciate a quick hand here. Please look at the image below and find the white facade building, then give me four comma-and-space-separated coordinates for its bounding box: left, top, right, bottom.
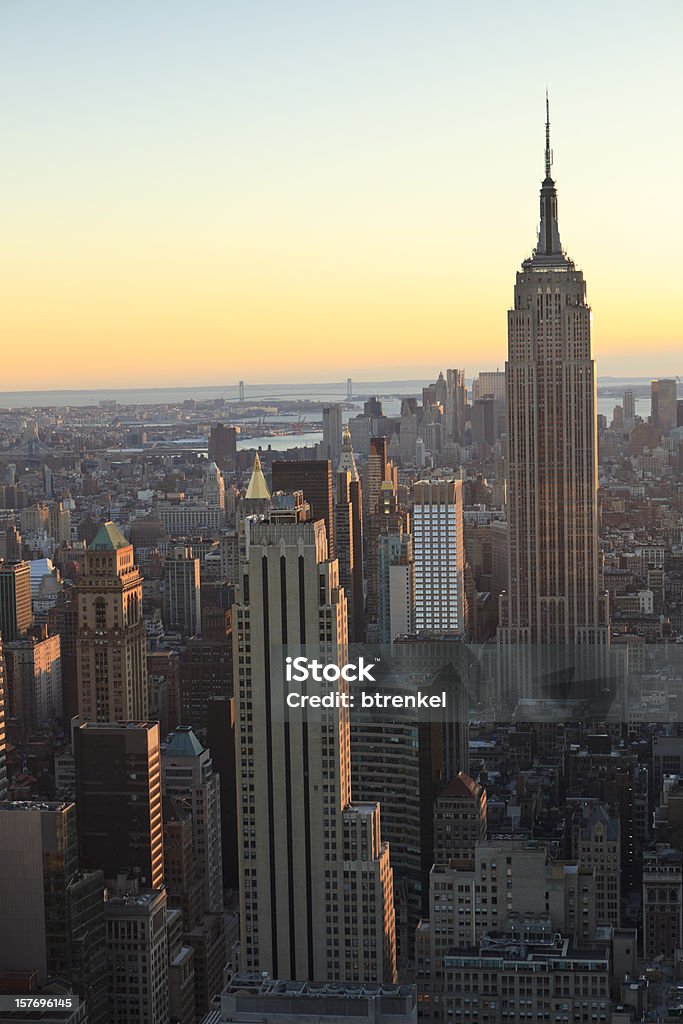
412, 479, 464, 634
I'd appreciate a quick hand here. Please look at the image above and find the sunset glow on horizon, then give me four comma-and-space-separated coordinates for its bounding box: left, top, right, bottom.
1, 0, 681, 391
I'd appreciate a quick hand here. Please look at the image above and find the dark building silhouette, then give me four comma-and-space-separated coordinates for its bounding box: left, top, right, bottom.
206, 695, 239, 891
179, 634, 232, 733
335, 470, 365, 643
271, 458, 335, 557
74, 721, 164, 889
0, 638, 6, 799
208, 423, 237, 469
0, 800, 108, 1023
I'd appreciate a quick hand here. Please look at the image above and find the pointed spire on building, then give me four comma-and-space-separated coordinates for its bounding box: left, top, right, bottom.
529, 89, 567, 265
338, 423, 359, 481
203, 459, 226, 509
244, 453, 271, 500
545, 87, 552, 180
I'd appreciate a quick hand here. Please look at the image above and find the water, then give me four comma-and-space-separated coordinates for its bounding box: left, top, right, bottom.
597, 396, 650, 421
0, 380, 429, 410
237, 431, 324, 451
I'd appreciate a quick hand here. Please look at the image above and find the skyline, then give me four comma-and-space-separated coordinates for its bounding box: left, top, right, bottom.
2, 0, 682, 388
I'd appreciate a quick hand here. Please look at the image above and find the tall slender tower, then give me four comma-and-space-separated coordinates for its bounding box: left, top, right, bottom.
336, 426, 364, 642
498, 97, 607, 648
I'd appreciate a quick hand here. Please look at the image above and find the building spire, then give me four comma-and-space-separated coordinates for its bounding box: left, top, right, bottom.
338, 422, 359, 481
244, 452, 271, 501
527, 89, 567, 265
545, 87, 553, 180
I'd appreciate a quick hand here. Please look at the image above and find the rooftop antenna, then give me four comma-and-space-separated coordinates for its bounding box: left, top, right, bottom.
545, 87, 553, 179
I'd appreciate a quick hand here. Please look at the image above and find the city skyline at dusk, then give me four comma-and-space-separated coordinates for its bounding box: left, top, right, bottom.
1, 0, 681, 390
2, 3, 683, 1008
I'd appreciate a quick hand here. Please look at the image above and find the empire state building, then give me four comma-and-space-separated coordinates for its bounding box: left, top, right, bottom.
498, 98, 608, 649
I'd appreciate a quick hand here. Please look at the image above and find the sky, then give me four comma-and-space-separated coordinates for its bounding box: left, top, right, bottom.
1, 0, 682, 390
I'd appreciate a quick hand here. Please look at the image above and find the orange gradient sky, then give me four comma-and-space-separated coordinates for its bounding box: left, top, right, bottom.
1, 0, 682, 390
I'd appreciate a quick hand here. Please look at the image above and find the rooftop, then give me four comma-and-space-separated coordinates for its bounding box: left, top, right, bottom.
0, 800, 72, 813
224, 974, 415, 1001
163, 725, 205, 758
438, 771, 483, 802
89, 521, 129, 550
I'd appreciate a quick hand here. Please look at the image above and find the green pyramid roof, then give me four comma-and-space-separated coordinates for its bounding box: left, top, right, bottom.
164, 726, 205, 758
90, 521, 129, 550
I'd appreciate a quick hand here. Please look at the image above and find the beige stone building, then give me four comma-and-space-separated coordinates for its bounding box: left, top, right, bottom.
76, 521, 147, 721
233, 514, 396, 984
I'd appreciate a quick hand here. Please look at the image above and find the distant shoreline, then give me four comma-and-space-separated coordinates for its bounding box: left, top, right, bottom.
0, 376, 661, 410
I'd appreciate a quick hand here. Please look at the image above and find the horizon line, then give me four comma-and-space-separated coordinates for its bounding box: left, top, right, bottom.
0, 373, 668, 400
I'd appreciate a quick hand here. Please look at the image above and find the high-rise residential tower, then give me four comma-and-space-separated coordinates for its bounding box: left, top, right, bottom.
412, 479, 464, 634
498, 98, 608, 648
233, 514, 396, 983
76, 522, 148, 721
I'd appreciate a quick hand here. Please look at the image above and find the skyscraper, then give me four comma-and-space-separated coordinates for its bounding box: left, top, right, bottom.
233, 514, 396, 983
335, 467, 364, 643
0, 638, 6, 799
322, 404, 343, 464
445, 368, 467, 444
651, 378, 677, 434
498, 98, 608, 648
0, 559, 32, 642
623, 387, 636, 428
0, 800, 107, 1022
472, 370, 506, 405
208, 422, 238, 469
5, 625, 62, 732
74, 720, 164, 890
336, 428, 364, 642
76, 522, 148, 721
161, 726, 223, 915
412, 479, 464, 634
241, 452, 272, 520
164, 544, 202, 636
377, 517, 415, 644
271, 459, 335, 557
105, 887, 169, 1024
203, 460, 226, 509
161, 726, 227, 1017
